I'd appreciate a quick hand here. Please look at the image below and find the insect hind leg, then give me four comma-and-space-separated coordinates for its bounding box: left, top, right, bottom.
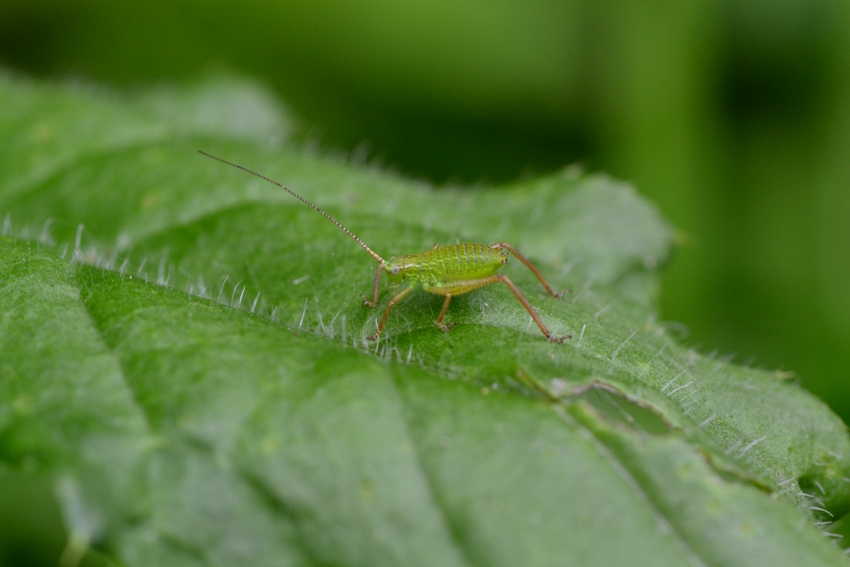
432, 275, 568, 343
492, 274, 569, 343
490, 242, 568, 298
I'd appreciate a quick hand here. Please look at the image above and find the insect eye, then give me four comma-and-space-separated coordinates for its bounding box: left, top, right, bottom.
390, 265, 401, 275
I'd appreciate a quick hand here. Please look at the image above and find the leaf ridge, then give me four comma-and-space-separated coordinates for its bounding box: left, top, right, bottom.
553, 405, 711, 567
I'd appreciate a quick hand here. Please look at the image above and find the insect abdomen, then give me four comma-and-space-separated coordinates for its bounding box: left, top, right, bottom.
419, 243, 506, 284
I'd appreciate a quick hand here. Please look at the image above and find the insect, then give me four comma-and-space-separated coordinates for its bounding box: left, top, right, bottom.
199, 151, 569, 343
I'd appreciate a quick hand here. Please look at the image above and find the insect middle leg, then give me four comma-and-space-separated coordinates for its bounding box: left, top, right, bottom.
435, 293, 457, 332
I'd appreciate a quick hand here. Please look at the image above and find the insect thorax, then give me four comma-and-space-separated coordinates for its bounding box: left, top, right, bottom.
385, 243, 506, 286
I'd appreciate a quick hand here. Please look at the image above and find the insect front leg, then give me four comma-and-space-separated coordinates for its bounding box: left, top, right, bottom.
361, 263, 385, 307
490, 242, 568, 298
367, 285, 414, 341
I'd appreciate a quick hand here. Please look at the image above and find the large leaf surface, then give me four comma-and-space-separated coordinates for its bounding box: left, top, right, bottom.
1, 70, 849, 566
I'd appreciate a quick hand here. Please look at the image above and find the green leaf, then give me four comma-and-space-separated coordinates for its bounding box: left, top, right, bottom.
2, 70, 849, 566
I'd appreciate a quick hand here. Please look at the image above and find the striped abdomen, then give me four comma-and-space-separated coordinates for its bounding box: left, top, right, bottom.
387, 243, 507, 290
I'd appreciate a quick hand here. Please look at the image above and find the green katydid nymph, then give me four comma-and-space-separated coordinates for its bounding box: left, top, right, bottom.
199, 151, 569, 343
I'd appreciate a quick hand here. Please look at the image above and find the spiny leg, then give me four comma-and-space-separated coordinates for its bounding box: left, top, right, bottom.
361, 263, 385, 307
367, 285, 414, 341
435, 293, 457, 332
490, 242, 568, 298
428, 274, 568, 342
492, 274, 569, 343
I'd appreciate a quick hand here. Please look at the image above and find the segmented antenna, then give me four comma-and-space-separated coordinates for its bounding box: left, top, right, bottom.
199, 151, 385, 264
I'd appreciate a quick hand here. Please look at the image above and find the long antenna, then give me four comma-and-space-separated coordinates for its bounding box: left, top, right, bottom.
199, 151, 385, 264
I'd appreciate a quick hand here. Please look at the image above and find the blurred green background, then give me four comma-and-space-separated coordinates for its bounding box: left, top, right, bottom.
1, 0, 848, 422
